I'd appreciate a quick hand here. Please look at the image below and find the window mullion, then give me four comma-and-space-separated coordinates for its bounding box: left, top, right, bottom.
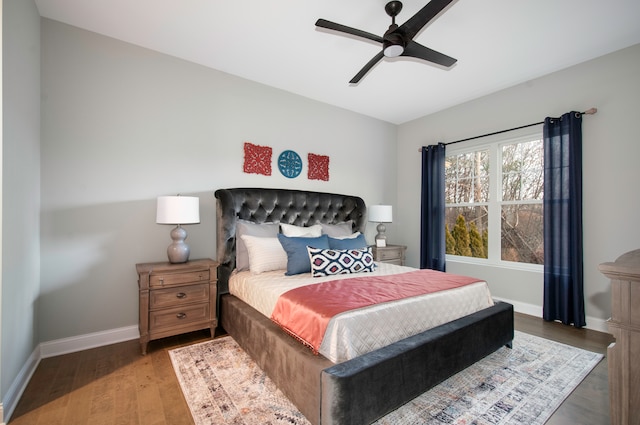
487, 146, 501, 261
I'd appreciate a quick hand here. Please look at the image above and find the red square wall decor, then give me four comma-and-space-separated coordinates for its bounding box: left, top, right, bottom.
243, 142, 272, 176
308, 153, 329, 181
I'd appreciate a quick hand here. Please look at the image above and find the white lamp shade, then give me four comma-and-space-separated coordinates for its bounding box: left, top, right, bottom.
368, 205, 393, 223
156, 196, 200, 224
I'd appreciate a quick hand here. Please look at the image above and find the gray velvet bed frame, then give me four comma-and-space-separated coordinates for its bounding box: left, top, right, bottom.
215, 187, 514, 425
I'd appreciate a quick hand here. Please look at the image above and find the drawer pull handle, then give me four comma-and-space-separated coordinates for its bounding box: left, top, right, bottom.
176, 313, 187, 319
199, 274, 204, 280
176, 292, 187, 299
159, 277, 164, 285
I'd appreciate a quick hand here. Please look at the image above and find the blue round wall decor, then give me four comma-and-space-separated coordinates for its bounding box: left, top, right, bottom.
278, 150, 303, 178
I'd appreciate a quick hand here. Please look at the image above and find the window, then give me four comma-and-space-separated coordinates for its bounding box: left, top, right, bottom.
444, 133, 544, 266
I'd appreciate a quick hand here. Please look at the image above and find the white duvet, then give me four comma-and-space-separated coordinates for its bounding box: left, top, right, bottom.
229, 263, 494, 363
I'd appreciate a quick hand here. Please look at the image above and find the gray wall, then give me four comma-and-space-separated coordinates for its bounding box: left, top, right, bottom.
2, 0, 41, 411
39, 18, 397, 342
397, 43, 640, 327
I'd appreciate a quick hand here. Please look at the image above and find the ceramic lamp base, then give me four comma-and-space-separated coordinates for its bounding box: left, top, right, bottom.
375, 222, 388, 246
167, 225, 190, 263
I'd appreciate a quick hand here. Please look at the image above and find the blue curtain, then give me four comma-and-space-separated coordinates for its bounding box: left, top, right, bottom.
543, 111, 585, 328
420, 143, 446, 271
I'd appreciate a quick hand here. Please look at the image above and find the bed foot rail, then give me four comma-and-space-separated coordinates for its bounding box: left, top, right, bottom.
320, 301, 514, 425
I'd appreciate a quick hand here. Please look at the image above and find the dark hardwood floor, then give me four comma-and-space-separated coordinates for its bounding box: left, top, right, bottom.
8, 313, 614, 425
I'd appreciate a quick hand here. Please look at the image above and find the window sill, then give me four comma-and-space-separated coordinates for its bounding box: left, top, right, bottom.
446, 255, 544, 273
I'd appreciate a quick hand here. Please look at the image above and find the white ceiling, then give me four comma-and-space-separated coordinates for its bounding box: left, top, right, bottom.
35, 0, 640, 124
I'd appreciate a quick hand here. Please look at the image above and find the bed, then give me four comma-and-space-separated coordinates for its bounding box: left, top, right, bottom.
215, 187, 514, 425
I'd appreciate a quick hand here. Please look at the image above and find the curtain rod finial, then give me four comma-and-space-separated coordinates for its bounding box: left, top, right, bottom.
584, 107, 597, 115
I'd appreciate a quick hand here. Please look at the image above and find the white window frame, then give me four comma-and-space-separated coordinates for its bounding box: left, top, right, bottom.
444, 126, 544, 272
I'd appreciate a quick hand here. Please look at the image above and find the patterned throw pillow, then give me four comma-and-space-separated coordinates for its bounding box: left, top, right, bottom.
307, 247, 375, 277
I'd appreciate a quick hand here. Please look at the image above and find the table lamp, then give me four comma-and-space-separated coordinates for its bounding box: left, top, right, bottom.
156, 195, 200, 263
368, 205, 393, 247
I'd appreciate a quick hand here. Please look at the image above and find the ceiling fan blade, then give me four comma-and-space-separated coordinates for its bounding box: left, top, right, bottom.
316, 19, 383, 44
396, 0, 456, 41
350, 51, 385, 84
402, 40, 457, 67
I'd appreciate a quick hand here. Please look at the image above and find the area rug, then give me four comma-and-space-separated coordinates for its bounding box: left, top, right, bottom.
169, 331, 602, 425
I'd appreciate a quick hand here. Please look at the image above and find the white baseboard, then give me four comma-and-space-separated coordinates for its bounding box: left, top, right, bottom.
3, 325, 139, 423
493, 296, 610, 333
2, 345, 41, 423
39, 325, 139, 358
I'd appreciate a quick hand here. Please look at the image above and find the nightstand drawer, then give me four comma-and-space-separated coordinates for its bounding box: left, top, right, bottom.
381, 258, 404, 266
149, 283, 209, 309
376, 248, 403, 260
149, 269, 209, 288
149, 303, 210, 330
371, 245, 407, 266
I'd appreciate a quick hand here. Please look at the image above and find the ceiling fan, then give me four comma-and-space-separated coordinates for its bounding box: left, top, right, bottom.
315, 0, 457, 84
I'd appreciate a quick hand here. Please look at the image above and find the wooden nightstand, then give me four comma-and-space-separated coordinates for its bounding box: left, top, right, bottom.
136, 258, 218, 355
370, 244, 407, 266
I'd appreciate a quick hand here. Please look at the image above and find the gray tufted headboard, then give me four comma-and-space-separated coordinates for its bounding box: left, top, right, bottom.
214, 187, 367, 295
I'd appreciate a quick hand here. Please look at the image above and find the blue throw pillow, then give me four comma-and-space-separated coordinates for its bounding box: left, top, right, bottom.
277, 234, 330, 275
328, 233, 368, 250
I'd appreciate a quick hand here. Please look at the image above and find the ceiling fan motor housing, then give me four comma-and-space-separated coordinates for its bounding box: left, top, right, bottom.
383, 32, 405, 57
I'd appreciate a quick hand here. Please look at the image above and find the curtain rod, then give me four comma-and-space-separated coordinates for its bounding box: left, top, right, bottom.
418, 107, 597, 151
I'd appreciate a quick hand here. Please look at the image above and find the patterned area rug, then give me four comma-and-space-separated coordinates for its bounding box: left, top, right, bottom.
169, 331, 602, 425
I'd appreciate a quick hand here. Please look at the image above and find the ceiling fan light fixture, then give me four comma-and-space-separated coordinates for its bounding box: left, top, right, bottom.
383, 32, 405, 57
384, 44, 404, 57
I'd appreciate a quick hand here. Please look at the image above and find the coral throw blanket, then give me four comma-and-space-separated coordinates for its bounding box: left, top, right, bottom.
270, 269, 482, 354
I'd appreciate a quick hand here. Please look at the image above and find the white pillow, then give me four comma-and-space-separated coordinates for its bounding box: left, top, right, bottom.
330, 231, 361, 240
235, 220, 280, 271
280, 223, 322, 237
320, 221, 354, 237
240, 235, 288, 274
